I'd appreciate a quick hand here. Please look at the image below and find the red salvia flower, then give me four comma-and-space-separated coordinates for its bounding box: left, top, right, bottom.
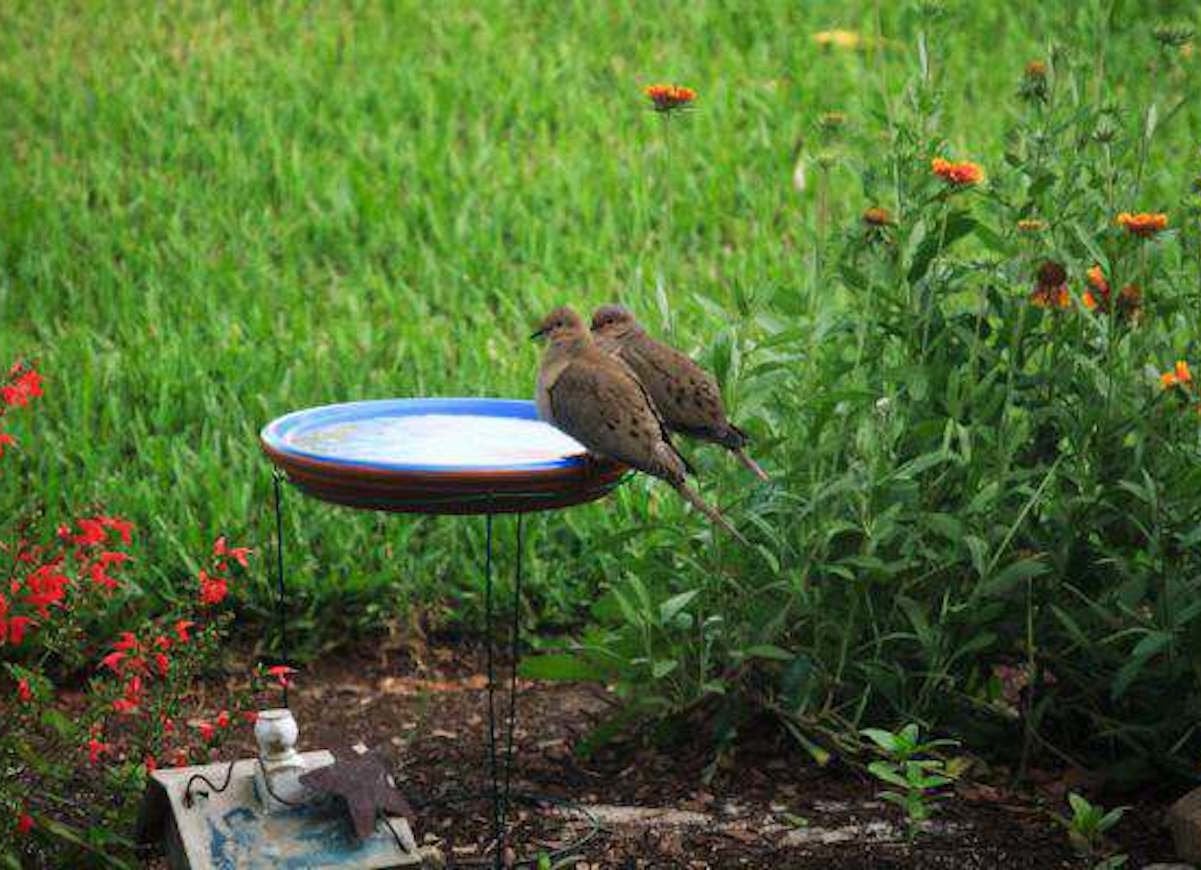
197, 721, 215, 742
198, 570, 229, 606
174, 619, 195, 643
98, 515, 135, 544
17, 678, 32, 703
0, 431, 15, 457
267, 665, 297, 688
101, 651, 126, 673
72, 518, 107, 548
216, 710, 230, 729
15, 812, 34, 836
1, 369, 43, 408
6, 616, 33, 646
213, 536, 252, 569
22, 564, 69, 617
145, 755, 158, 774
97, 551, 130, 568
87, 738, 110, 764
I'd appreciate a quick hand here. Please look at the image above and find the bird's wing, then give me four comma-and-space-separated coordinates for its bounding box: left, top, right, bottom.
548, 352, 687, 482
624, 334, 734, 441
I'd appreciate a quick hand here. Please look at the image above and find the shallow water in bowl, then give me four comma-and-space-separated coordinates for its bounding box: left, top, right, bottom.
285, 414, 587, 468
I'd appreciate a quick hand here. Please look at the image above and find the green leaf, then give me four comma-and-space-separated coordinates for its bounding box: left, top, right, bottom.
906, 211, 978, 284
1071, 221, 1109, 272
658, 590, 698, 625
1098, 806, 1130, 833
1111, 631, 1173, 699
868, 761, 910, 788
745, 643, 794, 661
518, 654, 606, 683
1067, 792, 1093, 820
979, 557, 1050, 598
861, 728, 900, 753
652, 659, 679, 679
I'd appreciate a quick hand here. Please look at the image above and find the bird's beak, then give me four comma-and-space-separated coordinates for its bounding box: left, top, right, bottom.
529, 328, 546, 341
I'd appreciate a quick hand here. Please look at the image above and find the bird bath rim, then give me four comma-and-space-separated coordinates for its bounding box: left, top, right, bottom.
260, 397, 627, 515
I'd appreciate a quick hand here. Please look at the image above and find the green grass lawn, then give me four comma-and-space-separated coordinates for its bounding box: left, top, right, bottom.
2, 0, 1199, 647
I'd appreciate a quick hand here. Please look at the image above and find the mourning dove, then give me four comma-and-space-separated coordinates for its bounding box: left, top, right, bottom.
532, 306, 746, 543
590, 305, 769, 481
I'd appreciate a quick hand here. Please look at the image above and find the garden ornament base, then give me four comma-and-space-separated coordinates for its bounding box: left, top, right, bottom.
135, 708, 424, 868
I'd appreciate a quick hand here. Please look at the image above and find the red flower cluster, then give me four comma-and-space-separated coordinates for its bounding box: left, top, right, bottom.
15, 811, 34, 836
198, 536, 252, 607
0, 362, 43, 457
1, 364, 42, 409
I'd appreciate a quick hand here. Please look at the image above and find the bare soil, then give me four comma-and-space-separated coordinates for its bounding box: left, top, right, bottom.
202, 643, 1179, 869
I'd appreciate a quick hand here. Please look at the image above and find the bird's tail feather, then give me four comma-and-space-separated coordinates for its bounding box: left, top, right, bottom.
674, 482, 750, 546
733, 448, 770, 482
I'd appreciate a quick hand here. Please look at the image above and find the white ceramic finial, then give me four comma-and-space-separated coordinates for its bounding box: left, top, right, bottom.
255, 708, 301, 767
253, 708, 310, 812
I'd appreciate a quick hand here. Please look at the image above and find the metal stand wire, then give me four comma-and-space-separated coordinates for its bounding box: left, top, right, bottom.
482, 507, 526, 868
271, 474, 561, 868
272, 470, 290, 708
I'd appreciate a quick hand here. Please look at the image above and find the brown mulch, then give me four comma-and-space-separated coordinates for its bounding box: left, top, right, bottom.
199, 642, 1180, 869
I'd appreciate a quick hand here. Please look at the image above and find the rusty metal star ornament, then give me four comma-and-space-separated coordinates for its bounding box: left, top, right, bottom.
299, 750, 415, 840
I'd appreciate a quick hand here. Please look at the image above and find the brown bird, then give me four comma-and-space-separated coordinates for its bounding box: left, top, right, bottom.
590, 305, 769, 481
532, 306, 746, 543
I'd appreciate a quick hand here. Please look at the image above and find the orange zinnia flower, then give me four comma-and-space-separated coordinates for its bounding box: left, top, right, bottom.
931, 157, 984, 186
862, 206, 893, 226
1030, 286, 1071, 309
644, 84, 696, 113
1116, 283, 1143, 322
1116, 212, 1168, 237
1030, 261, 1071, 310
1161, 360, 1191, 389
1083, 265, 1110, 311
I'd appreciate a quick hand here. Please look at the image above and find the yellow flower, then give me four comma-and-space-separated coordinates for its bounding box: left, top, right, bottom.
1016, 218, 1047, 232
813, 29, 862, 49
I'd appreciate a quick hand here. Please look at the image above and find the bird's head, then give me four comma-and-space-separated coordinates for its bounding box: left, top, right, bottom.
530, 306, 587, 344
590, 304, 638, 340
